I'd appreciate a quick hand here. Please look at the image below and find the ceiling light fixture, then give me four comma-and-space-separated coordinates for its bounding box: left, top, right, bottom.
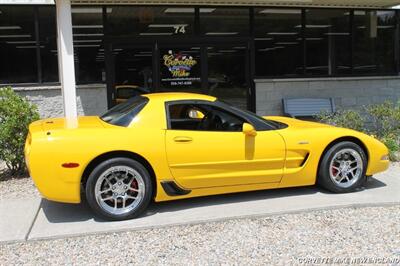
164, 8, 215, 13
255, 37, 273, 41
297, 37, 323, 41
267, 32, 298, 35
74, 44, 101, 48
73, 33, 104, 37
0, 34, 31, 38
259, 9, 301, 14
164, 8, 194, 13
219, 50, 236, 53
6, 40, 36, 44
0, 26, 21, 30
73, 40, 102, 43
200, 8, 216, 13
72, 8, 112, 14
344, 11, 366, 16
139, 32, 173, 36
258, 48, 276, 52
148, 24, 188, 28
206, 32, 238, 35
295, 24, 332, 28
73, 25, 103, 29
16, 45, 44, 49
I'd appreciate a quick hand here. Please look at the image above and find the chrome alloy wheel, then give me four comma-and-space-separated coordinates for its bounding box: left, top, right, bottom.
329, 148, 364, 189
95, 166, 145, 215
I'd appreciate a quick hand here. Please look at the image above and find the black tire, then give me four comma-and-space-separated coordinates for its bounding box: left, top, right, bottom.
318, 141, 367, 193
85, 157, 153, 221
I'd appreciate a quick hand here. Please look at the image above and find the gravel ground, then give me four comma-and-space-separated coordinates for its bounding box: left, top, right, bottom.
0, 205, 399, 265
0, 162, 39, 200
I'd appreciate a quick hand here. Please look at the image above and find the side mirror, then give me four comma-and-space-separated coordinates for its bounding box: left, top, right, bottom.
242, 123, 257, 136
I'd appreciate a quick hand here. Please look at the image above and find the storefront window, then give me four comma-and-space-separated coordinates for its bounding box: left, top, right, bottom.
305, 9, 351, 76
353, 10, 396, 75
207, 45, 247, 109
159, 48, 202, 93
38, 6, 58, 83
254, 8, 302, 77
200, 7, 249, 36
107, 7, 194, 37
114, 47, 153, 89
72, 6, 104, 84
0, 6, 37, 84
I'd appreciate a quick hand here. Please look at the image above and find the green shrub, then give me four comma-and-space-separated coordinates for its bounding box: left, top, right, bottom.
365, 101, 400, 161
380, 134, 400, 161
365, 101, 400, 138
316, 109, 365, 132
0, 87, 40, 175
317, 101, 400, 162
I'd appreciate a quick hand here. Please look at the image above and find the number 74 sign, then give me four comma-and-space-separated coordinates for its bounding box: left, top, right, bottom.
174, 25, 187, 34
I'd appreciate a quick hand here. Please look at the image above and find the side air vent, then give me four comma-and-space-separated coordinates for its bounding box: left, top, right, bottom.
300, 153, 310, 167
161, 181, 191, 196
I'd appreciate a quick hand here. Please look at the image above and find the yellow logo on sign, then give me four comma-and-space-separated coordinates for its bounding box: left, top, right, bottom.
163, 50, 197, 78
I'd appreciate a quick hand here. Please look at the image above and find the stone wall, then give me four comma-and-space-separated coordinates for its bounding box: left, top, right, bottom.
10, 76, 400, 118
255, 76, 400, 116
14, 84, 107, 118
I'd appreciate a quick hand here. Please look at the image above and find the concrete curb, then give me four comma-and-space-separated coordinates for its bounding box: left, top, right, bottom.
26, 201, 400, 243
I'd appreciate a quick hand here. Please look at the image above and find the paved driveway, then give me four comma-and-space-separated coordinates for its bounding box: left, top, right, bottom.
1, 165, 399, 243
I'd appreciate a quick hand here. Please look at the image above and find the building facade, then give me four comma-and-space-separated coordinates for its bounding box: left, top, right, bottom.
1, 1, 400, 118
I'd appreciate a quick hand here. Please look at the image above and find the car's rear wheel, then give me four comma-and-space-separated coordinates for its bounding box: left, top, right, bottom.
318, 141, 367, 193
85, 157, 152, 220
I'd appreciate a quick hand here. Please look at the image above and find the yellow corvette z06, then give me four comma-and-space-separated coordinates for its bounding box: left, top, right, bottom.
25, 93, 390, 220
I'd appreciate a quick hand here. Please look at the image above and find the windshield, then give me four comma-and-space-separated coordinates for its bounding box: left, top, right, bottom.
100, 96, 149, 127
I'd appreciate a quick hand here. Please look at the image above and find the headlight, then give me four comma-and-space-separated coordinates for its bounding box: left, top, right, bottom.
381, 155, 389, 161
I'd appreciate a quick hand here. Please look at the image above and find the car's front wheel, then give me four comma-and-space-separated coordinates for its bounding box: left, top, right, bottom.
318, 141, 367, 193
85, 157, 153, 220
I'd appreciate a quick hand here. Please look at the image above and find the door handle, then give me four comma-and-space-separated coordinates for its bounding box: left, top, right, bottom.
173, 136, 193, 143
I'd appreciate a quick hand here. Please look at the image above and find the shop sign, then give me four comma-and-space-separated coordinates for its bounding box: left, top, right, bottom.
162, 50, 200, 86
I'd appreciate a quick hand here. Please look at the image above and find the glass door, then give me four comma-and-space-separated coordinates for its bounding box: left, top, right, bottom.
157, 42, 250, 110
158, 45, 203, 94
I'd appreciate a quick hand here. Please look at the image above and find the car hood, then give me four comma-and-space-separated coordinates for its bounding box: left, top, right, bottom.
263, 116, 333, 129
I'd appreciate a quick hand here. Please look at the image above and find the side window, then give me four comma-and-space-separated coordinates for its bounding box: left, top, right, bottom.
168, 103, 246, 132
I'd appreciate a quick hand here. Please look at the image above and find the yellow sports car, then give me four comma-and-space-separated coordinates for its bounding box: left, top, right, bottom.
25, 93, 390, 220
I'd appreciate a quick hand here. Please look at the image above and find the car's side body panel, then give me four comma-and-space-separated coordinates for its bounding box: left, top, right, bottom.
25, 93, 390, 204
165, 129, 286, 189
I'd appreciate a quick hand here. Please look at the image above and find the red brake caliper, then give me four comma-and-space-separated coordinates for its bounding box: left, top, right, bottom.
331, 165, 338, 176
131, 179, 138, 193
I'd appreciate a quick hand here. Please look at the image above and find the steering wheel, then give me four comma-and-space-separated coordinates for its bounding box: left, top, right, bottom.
198, 112, 223, 131
197, 111, 213, 130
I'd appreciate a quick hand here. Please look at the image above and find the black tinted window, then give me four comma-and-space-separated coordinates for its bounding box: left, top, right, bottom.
101, 96, 148, 127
